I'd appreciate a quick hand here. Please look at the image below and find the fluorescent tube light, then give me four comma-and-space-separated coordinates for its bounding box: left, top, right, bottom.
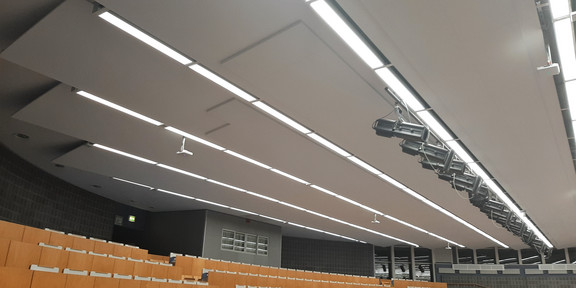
164, 126, 225, 151
565, 81, 576, 120
445, 140, 475, 163
307, 133, 351, 157
77, 91, 163, 126
554, 18, 576, 81
195, 198, 229, 208
278, 201, 307, 211
112, 177, 154, 190
157, 188, 195, 200
467, 162, 490, 181
309, 184, 338, 196
252, 101, 312, 134
206, 179, 247, 192
549, 0, 571, 19
229, 207, 258, 215
224, 150, 271, 169
244, 191, 280, 202
98, 12, 192, 65
270, 169, 310, 185
519, 214, 553, 248
258, 214, 287, 223
93, 143, 157, 165
384, 215, 428, 234
347, 156, 382, 175
188, 64, 257, 102
156, 163, 207, 180
377, 174, 408, 190
416, 111, 454, 141
374, 67, 425, 111
309, 0, 383, 69
427, 232, 465, 248
334, 195, 382, 215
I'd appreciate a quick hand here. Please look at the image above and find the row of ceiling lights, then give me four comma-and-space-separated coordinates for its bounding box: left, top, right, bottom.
89, 2, 515, 248
92, 142, 414, 245
306, 0, 553, 248
110, 176, 361, 242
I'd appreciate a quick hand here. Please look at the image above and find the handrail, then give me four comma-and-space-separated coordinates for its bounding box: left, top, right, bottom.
447, 283, 490, 288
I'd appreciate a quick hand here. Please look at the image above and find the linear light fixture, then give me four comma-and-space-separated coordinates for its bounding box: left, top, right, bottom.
97, 11, 193, 65
77, 91, 163, 126
270, 169, 310, 185
416, 111, 454, 141
252, 101, 312, 134
206, 179, 247, 193
445, 140, 475, 163
554, 18, 576, 81
188, 64, 258, 102
156, 163, 207, 180
112, 177, 154, 190
346, 156, 383, 175
164, 126, 225, 151
223, 150, 272, 170
307, 133, 351, 157
93, 143, 157, 165
549, 0, 571, 19
157, 188, 196, 200
374, 68, 426, 112
308, 0, 383, 69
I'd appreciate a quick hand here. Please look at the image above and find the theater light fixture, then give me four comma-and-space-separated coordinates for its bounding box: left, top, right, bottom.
373, 118, 429, 142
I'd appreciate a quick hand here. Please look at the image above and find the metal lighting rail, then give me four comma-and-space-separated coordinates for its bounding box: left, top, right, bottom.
110, 177, 361, 242
306, 0, 551, 247
92, 4, 466, 246
93, 143, 417, 246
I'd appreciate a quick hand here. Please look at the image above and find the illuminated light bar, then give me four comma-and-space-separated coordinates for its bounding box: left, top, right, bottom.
245, 191, 281, 203
377, 174, 407, 190
384, 215, 428, 234
206, 179, 247, 192
374, 67, 425, 111
195, 198, 230, 208
549, 0, 571, 19
346, 156, 382, 175
258, 214, 287, 223
164, 126, 225, 151
308, 0, 383, 69
229, 207, 258, 215
416, 111, 454, 141
156, 163, 207, 180
93, 143, 157, 165
428, 232, 465, 248
77, 91, 163, 126
224, 150, 271, 169
566, 81, 576, 120
252, 101, 311, 134
309, 184, 338, 196
188, 64, 257, 102
112, 177, 154, 190
445, 140, 475, 163
278, 201, 307, 211
554, 18, 576, 81
157, 188, 195, 200
334, 195, 382, 215
307, 133, 351, 157
98, 12, 192, 65
270, 169, 310, 185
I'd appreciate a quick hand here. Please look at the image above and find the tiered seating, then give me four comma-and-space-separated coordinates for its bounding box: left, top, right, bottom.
0, 220, 214, 288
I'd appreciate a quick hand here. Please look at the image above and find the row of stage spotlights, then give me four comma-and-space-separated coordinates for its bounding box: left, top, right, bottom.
372, 113, 552, 257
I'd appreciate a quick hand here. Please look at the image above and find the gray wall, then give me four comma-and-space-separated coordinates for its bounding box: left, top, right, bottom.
0, 144, 121, 239
281, 236, 375, 276
203, 210, 282, 267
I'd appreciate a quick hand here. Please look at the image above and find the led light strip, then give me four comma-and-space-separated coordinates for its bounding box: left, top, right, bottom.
96, 143, 417, 246
306, 0, 551, 248
92, 5, 468, 246
111, 177, 361, 242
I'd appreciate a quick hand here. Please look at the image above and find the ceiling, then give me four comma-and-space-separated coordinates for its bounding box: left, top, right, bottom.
1, 0, 575, 250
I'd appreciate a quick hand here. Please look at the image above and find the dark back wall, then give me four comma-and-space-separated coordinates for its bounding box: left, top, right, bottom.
281, 236, 375, 276
0, 144, 139, 240
144, 210, 206, 256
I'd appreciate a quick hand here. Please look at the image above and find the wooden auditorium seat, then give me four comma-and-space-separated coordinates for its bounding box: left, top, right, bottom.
0, 266, 33, 288
48, 230, 74, 248
38, 243, 68, 269
0, 237, 10, 266
22, 226, 51, 245
64, 273, 96, 288
30, 270, 67, 288
5, 240, 42, 268
0, 220, 24, 241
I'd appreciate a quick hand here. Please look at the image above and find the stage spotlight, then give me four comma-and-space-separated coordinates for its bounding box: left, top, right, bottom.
401, 140, 465, 174
373, 118, 429, 142
438, 173, 481, 192
400, 265, 406, 272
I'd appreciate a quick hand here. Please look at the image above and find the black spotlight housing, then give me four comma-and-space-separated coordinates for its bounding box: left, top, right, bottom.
373, 118, 429, 142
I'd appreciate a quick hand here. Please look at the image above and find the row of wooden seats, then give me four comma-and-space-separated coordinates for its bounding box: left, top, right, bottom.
174, 256, 380, 285
0, 266, 214, 288
208, 271, 386, 288
0, 238, 186, 282
0, 220, 149, 260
